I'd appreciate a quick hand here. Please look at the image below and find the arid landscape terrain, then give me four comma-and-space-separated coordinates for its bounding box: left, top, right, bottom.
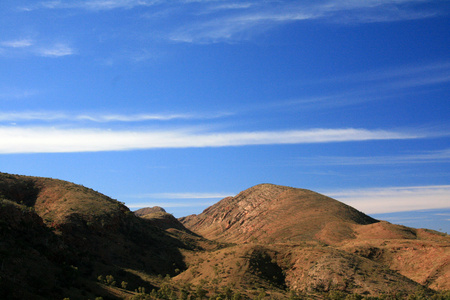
0, 172, 448, 299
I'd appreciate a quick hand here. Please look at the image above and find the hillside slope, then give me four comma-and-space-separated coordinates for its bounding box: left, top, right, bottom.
180, 183, 450, 292
0, 172, 191, 299
1, 174, 448, 299
181, 183, 377, 244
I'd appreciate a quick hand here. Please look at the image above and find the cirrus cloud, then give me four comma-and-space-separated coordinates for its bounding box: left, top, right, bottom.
327, 185, 450, 214
0, 126, 422, 154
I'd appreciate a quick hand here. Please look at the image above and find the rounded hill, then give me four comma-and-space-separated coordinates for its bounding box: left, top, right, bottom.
181, 183, 378, 244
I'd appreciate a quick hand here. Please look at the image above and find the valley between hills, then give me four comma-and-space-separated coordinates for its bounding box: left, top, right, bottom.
0, 172, 448, 300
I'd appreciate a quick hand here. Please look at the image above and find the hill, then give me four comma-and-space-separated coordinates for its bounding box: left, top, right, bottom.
180, 184, 450, 293
180, 183, 378, 244
135, 206, 189, 232
0, 172, 193, 299
0, 173, 448, 299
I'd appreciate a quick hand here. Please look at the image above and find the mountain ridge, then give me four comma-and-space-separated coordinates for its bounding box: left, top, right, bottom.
0, 173, 448, 299
179, 183, 449, 292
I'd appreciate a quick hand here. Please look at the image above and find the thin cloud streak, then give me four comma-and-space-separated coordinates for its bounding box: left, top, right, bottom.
20, 1, 446, 44
130, 192, 232, 199
0, 39, 75, 58
127, 201, 216, 209
294, 148, 450, 166
168, 0, 446, 43
1, 39, 33, 48
0, 126, 421, 153
319, 62, 450, 91
327, 185, 450, 214
20, 0, 160, 11
265, 61, 450, 111
38, 44, 75, 57
0, 89, 39, 100
0, 111, 231, 123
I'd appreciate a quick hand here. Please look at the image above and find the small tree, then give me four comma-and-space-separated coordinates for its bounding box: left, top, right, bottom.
121, 281, 128, 289
105, 275, 116, 286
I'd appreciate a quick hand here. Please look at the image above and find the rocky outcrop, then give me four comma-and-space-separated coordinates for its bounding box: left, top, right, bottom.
181, 183, 377, 244
135, 206, 195, 233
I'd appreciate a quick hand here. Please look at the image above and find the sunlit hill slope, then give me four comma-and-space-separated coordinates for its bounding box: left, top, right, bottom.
0, 173, 448, 299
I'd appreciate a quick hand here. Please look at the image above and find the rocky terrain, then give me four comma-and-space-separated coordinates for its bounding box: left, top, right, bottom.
0, 173, 448, 299
180, 184, 450, 295
180, 184, 377, 244
0, 173, 193, 299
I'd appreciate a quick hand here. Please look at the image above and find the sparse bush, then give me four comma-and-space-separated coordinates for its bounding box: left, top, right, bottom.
288, 290, 300, 300
255, 288, 266, 300
345, 294, 363, 300
121, 281, 128, 289
327, 290, 347, 300
196, 285, 208, 299
105, 275, 116, 287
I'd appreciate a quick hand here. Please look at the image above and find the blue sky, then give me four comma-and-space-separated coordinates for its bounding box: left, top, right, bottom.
0, 0, 449, 232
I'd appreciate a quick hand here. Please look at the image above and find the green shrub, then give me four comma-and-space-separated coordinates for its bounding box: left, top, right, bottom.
121, 281, 128, 289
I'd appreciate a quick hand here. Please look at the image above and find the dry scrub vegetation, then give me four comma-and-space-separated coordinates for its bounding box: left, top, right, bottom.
0, 174, 449, 299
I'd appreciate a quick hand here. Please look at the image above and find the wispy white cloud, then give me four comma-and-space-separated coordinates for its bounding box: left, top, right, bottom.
169, 5, 317, 43
168, 0, 446, 43
77, 113, 196, 122
127, 200, 216, 209
126, 192, 232, 210
0, 112, 67, 122
263, 61, 450, 112
0, 89, 40, 100
294, 148, 450, 166
81, 0, 159, 10
21, 0, 160, 11
0, 38, 75, 58
327, 185, 450, 214
19, 1, 446, 44
0, 126, 422, 153
316, 0, 441, 23
1, 39, 33, 48
38, 43, 75, 57
319, 62, 450, 89
0, 111, 231, 123
130, 192, 232, 199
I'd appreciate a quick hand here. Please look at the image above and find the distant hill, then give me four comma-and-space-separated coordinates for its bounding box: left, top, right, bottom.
180, 183, 378, 244
0, 173, 448, 299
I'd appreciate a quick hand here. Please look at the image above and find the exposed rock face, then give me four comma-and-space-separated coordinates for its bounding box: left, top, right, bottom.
134, 206, 167, 217
135, 206, 194, 233
181, 183, 377, 244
